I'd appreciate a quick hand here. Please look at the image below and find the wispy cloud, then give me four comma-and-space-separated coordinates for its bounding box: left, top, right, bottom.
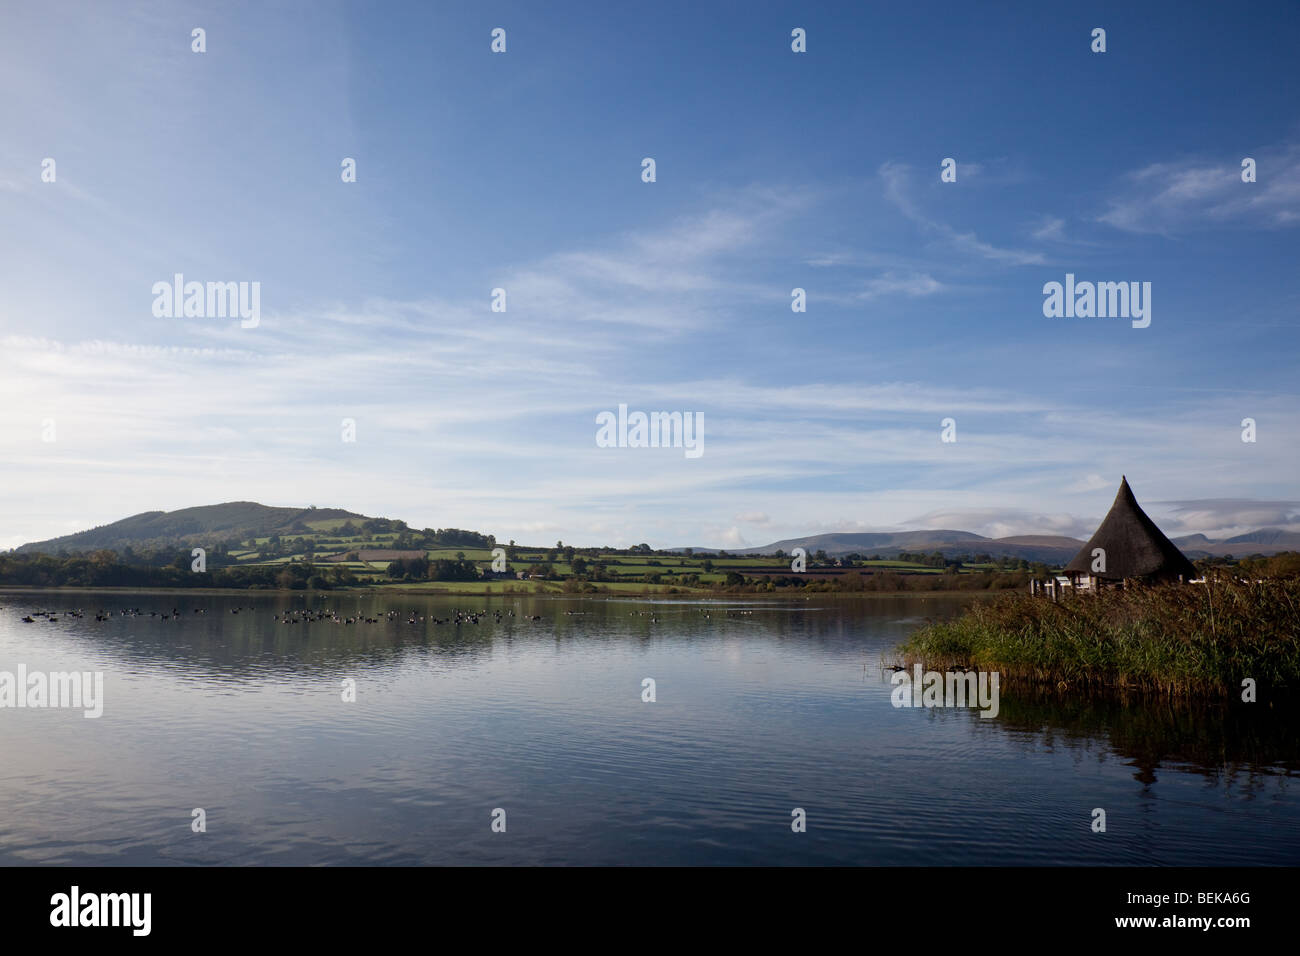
1031, 216, 1066, 241
858, 272, 944, 299
1063, 473, 1112, 494
504, 192, 805, 332
879, 162, 1046, 266
1098, 144, 1300, 235
1155, 498, 1300, 538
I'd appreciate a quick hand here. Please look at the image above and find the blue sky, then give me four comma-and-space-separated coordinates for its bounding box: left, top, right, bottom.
2, 0, 1299, 550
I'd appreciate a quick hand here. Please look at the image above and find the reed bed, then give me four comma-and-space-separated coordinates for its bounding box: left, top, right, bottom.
895, 578, 1300, 697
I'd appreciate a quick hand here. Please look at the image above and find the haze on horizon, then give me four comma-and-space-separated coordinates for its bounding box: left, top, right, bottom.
2, 1, 1298, 552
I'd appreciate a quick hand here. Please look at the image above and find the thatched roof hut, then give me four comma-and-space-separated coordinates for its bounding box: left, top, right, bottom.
1064, 477, 1197, 584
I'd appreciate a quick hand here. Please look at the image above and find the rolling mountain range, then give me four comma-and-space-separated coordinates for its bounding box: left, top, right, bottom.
10, 502, 1300, 562
746, 532, 1086, 564
736, 529, 1300, 561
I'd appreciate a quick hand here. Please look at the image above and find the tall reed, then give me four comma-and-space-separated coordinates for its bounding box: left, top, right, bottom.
895, 578, 1300, 697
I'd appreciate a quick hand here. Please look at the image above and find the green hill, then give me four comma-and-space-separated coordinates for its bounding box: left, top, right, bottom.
16, 502, 369, 554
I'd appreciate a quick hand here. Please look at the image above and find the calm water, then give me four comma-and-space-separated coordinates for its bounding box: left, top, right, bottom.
0, 590, 1296, 866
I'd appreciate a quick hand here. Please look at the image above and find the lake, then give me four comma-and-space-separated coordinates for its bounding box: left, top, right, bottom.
1, 590, 1296, 865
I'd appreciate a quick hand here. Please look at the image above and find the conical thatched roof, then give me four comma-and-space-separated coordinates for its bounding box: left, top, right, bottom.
1065, 477, 1197, 582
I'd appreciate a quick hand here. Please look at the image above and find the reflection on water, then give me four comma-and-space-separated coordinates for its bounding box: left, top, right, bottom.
991, 690, 1300, 789
0, 590, 1295, 865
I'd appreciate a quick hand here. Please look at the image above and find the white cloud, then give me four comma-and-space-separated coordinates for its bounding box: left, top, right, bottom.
879, 162, 1046, 266
1154, 498, 1300, 538
1098, 144, 1300, 235
1032, 217, 1066, 241
857, 272, 944, 299
1064, 473, 1111, 493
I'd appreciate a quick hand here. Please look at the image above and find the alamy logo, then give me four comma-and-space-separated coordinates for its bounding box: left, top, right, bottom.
152, 273, 261, 328
0, 665, 103, 718
891, 665, 1000, 718
595, 404, 704, 458
1042, 273, 1150, 328
50, 886, 150, 936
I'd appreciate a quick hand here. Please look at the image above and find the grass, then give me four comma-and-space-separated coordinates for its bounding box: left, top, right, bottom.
894, 578, 1300, 697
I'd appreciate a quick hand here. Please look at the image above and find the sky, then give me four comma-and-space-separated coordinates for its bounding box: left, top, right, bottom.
2, 0, 1299, 551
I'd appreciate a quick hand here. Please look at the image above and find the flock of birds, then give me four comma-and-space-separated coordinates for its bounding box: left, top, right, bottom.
8, 604, 760, 627
21, 607, 202, 623
272, 607, 545, 626
14, 606, 546, 626
627, 608, 757, 622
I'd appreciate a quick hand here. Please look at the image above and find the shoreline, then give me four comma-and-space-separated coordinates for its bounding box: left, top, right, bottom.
0, 585, 997, 600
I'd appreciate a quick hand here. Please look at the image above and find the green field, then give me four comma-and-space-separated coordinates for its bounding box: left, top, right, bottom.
107, 519, 1049, 594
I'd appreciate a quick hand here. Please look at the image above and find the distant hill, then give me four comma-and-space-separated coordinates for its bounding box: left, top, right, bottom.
677, 528, 1300, 563
16, 502, 369, 554
1172, 528, 1300, 557
745, 531, 1084, 564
